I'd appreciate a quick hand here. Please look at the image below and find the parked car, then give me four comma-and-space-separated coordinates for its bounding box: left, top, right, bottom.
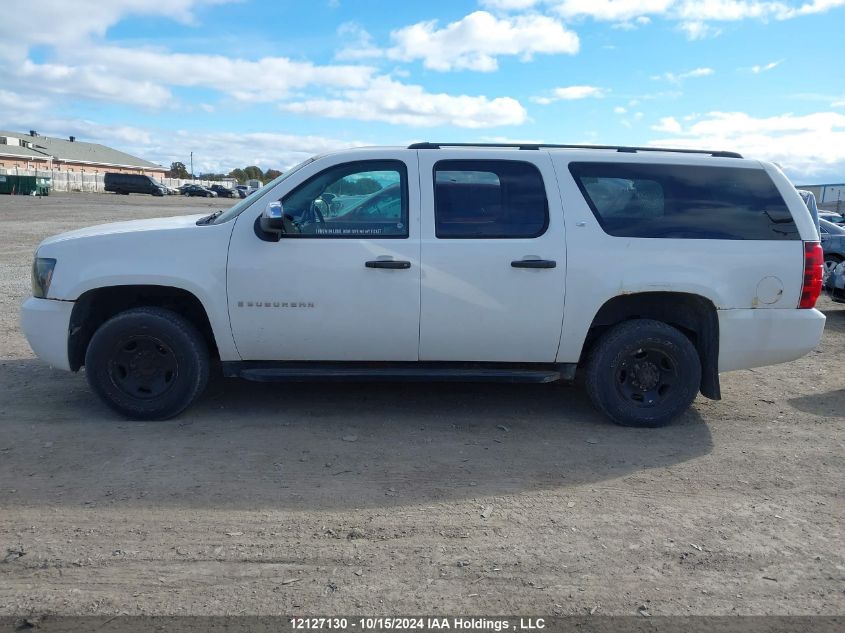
163, 185, 180, 195
21, 143, 825, 427
104, 173, 166, 196
819, 218, 845, 278
236, 185, 252, 197
209, 184, 238, 198
819, 211, 845, 226
182, 184, 217, 198
825, 260, 845, 303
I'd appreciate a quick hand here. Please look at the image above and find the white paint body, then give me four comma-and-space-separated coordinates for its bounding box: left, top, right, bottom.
21, 147, 825, 376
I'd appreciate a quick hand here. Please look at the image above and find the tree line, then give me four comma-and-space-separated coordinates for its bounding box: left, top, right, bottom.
166, 162, 282, 184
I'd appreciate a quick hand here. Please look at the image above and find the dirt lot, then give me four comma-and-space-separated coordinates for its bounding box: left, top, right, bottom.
0, 192, 842, 617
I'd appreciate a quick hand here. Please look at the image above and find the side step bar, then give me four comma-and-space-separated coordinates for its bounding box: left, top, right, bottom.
222, 362, 577, 384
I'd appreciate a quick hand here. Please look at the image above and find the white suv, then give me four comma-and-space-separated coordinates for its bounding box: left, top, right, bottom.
21, 143, 826, 427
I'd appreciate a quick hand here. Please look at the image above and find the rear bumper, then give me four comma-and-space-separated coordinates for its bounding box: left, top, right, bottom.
20, 297, 74, 371
718, 308, 826, 372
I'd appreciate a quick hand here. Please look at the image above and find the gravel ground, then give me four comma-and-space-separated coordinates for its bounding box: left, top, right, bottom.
0, 192, 842, 617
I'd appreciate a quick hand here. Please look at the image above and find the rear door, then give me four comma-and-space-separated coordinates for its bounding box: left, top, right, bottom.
417, 150, 567, 362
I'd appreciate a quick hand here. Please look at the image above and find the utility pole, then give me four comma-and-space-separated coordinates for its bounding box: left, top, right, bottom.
190, 152, 194, 182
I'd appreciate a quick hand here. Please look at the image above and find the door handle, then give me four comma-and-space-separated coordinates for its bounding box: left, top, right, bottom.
365, 260, 411, 269
511, 259, 556, 269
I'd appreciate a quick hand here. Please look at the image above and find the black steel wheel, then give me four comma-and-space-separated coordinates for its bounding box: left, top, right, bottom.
108, 334, 179, 400
85, 307, 209, 420
585, 319, 700, 427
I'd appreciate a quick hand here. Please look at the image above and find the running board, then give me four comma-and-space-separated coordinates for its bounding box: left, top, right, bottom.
222, 362, 576, 384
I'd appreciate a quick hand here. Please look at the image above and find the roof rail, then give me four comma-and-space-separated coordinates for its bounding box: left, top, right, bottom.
407, 142, 742, 159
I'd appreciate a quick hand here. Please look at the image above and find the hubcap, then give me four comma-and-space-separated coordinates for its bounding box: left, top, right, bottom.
108, 335, 178, 399
616, 347, 677, 407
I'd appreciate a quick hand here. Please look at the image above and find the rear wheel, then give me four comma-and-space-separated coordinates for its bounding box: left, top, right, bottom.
85, 307, 209, 420
585, 319, 700, 427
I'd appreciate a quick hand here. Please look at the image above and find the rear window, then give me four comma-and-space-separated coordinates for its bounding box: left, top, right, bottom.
569, 162, 799, 240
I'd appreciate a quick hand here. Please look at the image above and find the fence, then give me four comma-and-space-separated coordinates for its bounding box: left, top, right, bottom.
0, 168, 224, 193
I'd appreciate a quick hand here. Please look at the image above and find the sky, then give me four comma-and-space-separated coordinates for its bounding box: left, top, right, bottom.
1, 0, 844, 183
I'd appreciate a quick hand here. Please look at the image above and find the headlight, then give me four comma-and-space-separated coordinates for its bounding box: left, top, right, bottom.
32, 257, 56, 298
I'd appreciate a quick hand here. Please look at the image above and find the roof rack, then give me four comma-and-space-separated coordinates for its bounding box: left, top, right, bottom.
407, 142, 742, 159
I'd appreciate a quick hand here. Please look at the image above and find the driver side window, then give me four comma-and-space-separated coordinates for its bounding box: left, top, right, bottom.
280, 160, 408, 238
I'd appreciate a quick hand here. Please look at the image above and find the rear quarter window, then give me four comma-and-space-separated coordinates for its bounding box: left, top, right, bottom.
569, 162, 799, 240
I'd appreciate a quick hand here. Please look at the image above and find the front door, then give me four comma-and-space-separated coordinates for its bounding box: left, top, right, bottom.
417, 151, 567, 362
227, 152, 421, 361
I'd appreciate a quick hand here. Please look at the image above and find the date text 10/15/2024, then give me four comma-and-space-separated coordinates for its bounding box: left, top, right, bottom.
289, 617, 546, 631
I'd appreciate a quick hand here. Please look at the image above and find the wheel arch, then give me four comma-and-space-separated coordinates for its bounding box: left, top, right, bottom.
68, 284, 219, 371
582, 291, 720, 400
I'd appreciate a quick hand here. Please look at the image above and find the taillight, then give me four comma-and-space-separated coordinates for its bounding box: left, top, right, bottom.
799, 241, 823, 309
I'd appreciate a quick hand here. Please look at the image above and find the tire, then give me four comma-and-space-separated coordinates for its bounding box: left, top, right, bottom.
585, 319, 701, 428
84, 307, 210, 420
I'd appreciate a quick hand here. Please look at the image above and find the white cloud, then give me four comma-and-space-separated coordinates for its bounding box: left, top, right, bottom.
16, 59, 173, 108
335, 22, 383, 61
675, 1, 845, 36
650, 110, 845, 181
675, 0, 845, 22
749, 60, 783, 73
499, 0, 845, 39
533, 85, 608, 104
652, 116, 683, 132
552, 0, 675, 21
378, 11, 579, 72
480, 0, 541, 9
0, 3, 538, 131
0, 89, 51, 121
652, 67, 715, 83
0, 0, 232, 50
614, 106, 627, 114
3, 49, 377, 109
90, 46, 375, 103
679, 20, 723, 38
280, 76, 527, 128
0, 0, 380, 110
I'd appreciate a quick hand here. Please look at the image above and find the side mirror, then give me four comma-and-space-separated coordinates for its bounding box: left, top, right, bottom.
260, 201, 285, 240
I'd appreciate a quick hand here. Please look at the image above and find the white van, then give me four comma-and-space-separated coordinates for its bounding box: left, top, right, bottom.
21, 143, 825, 426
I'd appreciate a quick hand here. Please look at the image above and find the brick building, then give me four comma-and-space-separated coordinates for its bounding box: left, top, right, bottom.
0, 130, 164, 176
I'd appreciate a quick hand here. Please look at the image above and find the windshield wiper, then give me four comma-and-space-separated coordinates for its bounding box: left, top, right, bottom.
196, 209, 224, 225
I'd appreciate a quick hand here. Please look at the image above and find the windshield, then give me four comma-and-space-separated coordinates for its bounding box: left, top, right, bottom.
211, 157, 316, 225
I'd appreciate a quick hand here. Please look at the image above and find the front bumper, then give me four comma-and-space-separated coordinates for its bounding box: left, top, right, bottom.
718, 308, 826, 372
20, 297, 74, 371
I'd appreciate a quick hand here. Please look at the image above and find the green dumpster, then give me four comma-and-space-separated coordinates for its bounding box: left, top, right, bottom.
0, 174, 51, 195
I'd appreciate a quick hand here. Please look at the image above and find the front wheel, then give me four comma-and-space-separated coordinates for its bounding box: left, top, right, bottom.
585, 319, 701, 427
84, 307, 210, 420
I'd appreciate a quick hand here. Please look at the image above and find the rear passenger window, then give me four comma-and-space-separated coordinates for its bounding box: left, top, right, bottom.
434, 160, 548, 238
570, 163, 799, 240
